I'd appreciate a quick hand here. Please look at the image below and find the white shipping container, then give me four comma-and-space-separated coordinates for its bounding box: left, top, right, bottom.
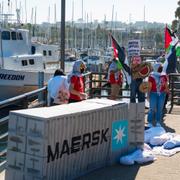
6, 99, 144, 180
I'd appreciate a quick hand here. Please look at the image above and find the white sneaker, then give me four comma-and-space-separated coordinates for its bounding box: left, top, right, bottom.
147, 123, 153, 128
156, 123, 161, 127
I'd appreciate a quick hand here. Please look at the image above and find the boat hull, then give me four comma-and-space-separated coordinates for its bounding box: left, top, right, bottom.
0, 69, 53, 101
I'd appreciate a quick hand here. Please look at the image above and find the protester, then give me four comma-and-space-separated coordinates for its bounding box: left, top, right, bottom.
130, 56, 145, 103
47, 69, 69, 106
108, 58, 123, 100
147, 63, 169, 127
68, 59, 87, 103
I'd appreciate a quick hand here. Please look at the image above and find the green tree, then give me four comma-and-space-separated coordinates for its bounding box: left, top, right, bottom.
172, 0, 180, 33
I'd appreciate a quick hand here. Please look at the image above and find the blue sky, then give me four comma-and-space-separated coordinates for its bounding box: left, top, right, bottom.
1, 0, 178, 24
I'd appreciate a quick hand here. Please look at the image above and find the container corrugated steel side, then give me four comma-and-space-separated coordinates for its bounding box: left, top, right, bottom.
6, 99, 144, 180
45, 103, 128, 180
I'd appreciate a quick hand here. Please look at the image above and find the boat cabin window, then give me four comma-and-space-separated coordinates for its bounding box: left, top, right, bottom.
43, 50, 47, 56
31, 46, 36, 54
29, 59, 34, 65
11, 32, 17, 40
22, 60, 28, 66
48, 50, 52, 56
2, 31, 10, 40
17, 32, 23, 40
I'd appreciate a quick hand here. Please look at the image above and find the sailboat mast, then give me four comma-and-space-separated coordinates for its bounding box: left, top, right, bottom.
47, 5, 51, 42
33, 7, 36, 37
143, 5, 146, 49
90, 13, 93, 49
54, 3, 58, 43
25, 0, 27, 24
81, 0, 84, 49
111, 4, 114, 35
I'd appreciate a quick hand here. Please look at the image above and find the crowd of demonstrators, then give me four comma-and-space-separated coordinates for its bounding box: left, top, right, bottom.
47, 69, 69, 106
47, 54, 170, 132
68, 59, 87, 103
147, 63, 169, 128
108, 58, 123, 100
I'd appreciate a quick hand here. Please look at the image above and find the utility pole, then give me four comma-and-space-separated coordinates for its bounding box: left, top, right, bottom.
60, 0, 65, 71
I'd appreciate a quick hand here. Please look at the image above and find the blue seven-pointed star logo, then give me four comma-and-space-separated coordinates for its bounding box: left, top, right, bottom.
112, 120, 128, 151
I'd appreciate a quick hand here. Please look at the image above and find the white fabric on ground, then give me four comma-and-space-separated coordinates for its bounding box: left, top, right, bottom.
163, 135, 180, 149
144, 127, 166, 143
152, 146, 180, 156
150, 133, 175, 146
119, 127, 180, 165
119, 145, 156, 165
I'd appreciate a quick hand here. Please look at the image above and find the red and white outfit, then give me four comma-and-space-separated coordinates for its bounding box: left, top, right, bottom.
148, 74, 168, 93
108, 60, 123, 100
109, 71, 123, 85
68, 59, 87, 102
69, 75, 84, 101
147, 63, 169, 128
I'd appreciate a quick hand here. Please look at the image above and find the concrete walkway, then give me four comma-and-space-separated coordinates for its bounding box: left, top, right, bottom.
78, 106, 180, 180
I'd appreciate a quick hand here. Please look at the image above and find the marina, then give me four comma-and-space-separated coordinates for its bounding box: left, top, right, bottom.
0, 0, 180, 179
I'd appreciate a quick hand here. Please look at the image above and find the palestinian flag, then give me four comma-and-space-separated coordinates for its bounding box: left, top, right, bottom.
164, 25, 176, 53
110, 34, 131, 84
163, 44, 177, 74
163, 25, 179, 73
111, 35, 123, 70
110, 34, 131, 75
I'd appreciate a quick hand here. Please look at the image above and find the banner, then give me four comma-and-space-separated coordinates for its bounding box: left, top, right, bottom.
128, 40, 141, 57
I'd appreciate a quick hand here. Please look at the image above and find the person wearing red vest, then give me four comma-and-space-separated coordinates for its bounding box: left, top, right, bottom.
147, 63, 169, 128
68, 60, 87, 103
108, 58, 123, 100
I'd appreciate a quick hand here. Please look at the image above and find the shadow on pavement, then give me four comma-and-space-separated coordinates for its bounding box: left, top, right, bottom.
77, 161, 153, 180
161, 113, 175, 133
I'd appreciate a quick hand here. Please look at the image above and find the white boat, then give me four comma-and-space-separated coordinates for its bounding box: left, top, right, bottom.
0, 27, 62, 101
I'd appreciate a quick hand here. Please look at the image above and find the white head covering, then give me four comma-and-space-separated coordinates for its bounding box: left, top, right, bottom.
67, 59, 86, 82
